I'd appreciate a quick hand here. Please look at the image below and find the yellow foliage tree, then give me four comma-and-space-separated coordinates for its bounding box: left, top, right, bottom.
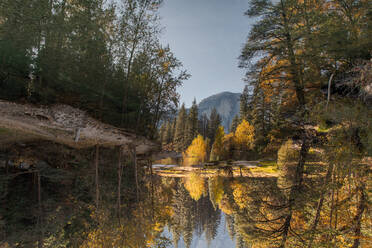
183, 134, 207, 166
184, 172, 206, 201
210, 125, 225, 161
234, 120, 255, 151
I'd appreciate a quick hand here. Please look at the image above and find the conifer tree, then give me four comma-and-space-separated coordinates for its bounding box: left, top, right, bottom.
240, 85, 251, 121
230, 115, 240, 133
185, 98, 199, 147
210, 126, 225, 161
173, 104, 187, 152
208, 108, 222, 144
198, 113, 209, 138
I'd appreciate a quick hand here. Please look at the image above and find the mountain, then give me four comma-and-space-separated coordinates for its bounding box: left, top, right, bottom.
198, 91, 241, 131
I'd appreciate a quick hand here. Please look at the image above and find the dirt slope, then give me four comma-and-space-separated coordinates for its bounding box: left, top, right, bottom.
0, 100, 158, 154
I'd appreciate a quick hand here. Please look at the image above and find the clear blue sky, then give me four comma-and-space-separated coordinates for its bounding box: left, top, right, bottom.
159, 0, 253, 107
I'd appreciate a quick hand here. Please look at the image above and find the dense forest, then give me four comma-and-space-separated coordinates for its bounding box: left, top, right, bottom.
0, 0, 189, 137
0, 0, 371, 247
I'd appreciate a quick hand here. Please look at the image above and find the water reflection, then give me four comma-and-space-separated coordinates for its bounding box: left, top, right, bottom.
1, 155, 370, 248
161, 174, 282, 248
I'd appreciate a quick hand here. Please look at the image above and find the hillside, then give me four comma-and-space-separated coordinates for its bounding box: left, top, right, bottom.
198, 91, 242, 131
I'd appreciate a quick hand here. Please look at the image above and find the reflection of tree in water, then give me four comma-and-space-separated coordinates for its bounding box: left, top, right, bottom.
221, 160, 370, 248
208, 176, 224, 210
169, 180, 196, 248
204, 203, 220, 247
169, 178, 221, 248
225, 214, 235, 240
2, 141, 370, 248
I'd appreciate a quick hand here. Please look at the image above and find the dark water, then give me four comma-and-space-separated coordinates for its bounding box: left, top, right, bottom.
0, 153, 370, 248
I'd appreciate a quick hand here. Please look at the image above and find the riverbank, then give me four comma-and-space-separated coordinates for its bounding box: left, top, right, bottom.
0, 100, 158, 154
153, 160, 279, 178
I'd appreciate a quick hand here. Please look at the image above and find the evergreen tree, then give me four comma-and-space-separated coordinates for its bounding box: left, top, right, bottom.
239, 85, 251, 121
210, 126, 225, 161
225, 214, 235, 240
173, 104, 187, 152
230, 115, 240, 133
185, 98, 199, 147
198, 113, 209, 138
207, 108, 221, 144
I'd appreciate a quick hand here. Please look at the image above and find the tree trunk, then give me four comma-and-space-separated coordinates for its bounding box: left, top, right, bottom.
95, 145, 100, 209
329, 171, 335, 229
334, 174, 339, 229
280, 0, 306, 107
37, 171, 43, 248
280, 136, 309, 248
307, 163, 334, 248
133, 146, 139, 202
117, 146, 122, 224
149, 159, 155, 220
351, 182, 366, 248
326, 73, 334, 109
280, 214, 292, 248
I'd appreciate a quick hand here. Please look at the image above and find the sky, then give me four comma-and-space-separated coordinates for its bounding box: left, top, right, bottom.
159, 0, 254, 107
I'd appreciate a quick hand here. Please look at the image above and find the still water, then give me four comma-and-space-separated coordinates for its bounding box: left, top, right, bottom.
1, 155, 370, 248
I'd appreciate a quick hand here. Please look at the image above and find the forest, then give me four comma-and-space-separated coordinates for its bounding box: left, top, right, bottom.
0, 0, 188, 137
0, 0, 371, 247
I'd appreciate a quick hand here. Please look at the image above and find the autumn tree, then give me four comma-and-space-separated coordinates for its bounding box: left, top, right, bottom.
234, 120, 255, 152
184, 173, 206, 201
183, 135, 207, 166
210, 126, 225, 161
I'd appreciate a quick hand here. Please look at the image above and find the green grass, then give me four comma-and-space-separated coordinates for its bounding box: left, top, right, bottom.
253, 160, 279, 173
251, 166, 278, 174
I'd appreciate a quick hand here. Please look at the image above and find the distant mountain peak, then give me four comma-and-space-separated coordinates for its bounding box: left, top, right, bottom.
198, 91, 241, 131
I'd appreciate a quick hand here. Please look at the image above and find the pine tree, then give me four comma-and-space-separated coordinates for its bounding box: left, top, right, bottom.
240, 85, 251, 121
174, 104, 187, 152
185, 98, 199, 147
210, 126, 225, 161
208, 108, 221, 144
225, 214, 235, 240
230, 115, 240, 133
198, 113, 209, 138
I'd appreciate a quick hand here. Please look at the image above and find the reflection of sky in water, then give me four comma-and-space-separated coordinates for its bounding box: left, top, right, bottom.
162, 213, 235, 248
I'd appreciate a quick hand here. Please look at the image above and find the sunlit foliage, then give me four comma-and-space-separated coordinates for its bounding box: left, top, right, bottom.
183, 172, 206, 201
234, 120, 255, 151
183, 134, 207, 166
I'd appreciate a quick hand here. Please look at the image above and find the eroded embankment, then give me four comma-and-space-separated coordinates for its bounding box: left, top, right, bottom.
0, 100, 158, 154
